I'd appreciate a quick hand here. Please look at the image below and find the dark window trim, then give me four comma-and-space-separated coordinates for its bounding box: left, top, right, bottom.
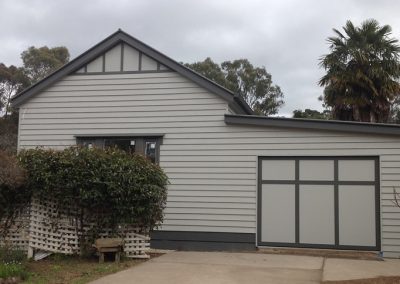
75, 134, 164, 138
76, 135, 163, 164
257, 156, 380, 251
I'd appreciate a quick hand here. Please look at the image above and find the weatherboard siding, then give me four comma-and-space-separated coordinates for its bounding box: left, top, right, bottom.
17, 71, 400, 257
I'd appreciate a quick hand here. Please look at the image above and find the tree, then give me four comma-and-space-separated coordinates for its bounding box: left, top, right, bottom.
0, 64, 29, 116
319, 19, 400, 123
0, 150, 28, 240
293, 109, 329, 119
0, 113, 19, 154
186, 58, 284, 115
0, 46, 70, 153
21, 46, 69, 84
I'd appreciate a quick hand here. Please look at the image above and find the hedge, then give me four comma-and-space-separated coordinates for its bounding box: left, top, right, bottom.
17, 146, 168, 241
0, 151, 29, 239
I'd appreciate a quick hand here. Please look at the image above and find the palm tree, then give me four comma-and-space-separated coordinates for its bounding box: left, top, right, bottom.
319, 19, 400, 123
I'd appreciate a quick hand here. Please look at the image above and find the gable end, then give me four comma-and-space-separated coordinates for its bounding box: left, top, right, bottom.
11, 30, 253, 115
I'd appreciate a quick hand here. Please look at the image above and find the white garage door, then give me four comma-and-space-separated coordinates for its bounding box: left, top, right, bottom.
258, 157, 380, 250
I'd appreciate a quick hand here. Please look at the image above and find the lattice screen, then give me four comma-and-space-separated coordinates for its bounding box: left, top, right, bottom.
1, 199, 150, 258
0, 208, 30, 251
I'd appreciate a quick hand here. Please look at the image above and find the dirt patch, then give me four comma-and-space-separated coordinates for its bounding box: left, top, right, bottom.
23, 253, 162, 284
257, 247, 380, 260
323, 276, 400, 284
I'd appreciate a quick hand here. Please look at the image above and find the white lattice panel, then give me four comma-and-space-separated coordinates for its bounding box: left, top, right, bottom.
0, 209, 30, 251
2, 199, 150, 258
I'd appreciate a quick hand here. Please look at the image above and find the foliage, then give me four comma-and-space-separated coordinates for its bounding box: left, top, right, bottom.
0, 247, 25, 264
21, 46, 70, 84
389, 96, 400, 124
18, 147, 168, 242
393, 187, 400, 209
186, 58, 284, 115
0, 151, 29, 239
0, 64, 29, 116
0, 45, 70, 153
0, 262, 27, 280
292, 108, 329, 119
0, 246, 27, 281
0, 113, 19, 154
319, 19, 400, 123
24, 254, 145, 284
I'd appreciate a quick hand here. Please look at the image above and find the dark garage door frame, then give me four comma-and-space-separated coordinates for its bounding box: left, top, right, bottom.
257, 156, 381, 251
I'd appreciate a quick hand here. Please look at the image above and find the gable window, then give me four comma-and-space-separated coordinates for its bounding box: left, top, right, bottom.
76, 136, 161, 164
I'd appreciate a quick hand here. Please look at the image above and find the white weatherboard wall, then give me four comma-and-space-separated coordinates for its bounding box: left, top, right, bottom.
18, 71, 400, 258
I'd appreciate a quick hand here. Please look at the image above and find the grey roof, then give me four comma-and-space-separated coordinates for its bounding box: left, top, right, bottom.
11, 30, 253, 114
225, 114, 400, 136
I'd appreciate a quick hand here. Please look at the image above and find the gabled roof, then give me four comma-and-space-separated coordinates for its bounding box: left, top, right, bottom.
11, 30, 253, 114
225, 114, 400, 136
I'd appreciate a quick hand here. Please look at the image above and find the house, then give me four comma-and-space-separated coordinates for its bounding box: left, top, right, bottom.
11, 30, 400, 258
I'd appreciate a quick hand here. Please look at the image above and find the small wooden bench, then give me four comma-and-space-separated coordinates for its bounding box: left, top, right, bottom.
93, 238, 124, 263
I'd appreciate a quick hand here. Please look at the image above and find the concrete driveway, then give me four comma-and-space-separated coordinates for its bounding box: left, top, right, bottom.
90, 251, 323, 284
90, 251, 400, 284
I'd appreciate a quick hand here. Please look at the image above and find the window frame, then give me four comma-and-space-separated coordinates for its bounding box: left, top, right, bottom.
76, 135, 162, 164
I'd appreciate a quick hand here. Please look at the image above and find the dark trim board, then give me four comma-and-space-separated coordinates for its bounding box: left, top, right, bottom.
73, 69, 174, 76
225, 114, 400, 136
257, 156, 381, 251
150, 231, 256, 251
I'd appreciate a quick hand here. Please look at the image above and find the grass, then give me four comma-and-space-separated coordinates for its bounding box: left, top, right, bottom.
0, 245, 154, 284
22, 253, 151, 284
0, 262, 28, 280
0, 247, 29, 281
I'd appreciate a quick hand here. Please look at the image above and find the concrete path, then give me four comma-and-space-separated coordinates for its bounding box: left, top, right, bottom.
90, 251, 400, 284
90, 251, 323, 284
323, 257, 400, 282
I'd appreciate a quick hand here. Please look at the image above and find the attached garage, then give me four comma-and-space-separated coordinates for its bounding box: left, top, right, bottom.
258, 157, 379, 250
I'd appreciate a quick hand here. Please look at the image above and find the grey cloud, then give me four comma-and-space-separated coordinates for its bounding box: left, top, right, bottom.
1, 0, 399, 116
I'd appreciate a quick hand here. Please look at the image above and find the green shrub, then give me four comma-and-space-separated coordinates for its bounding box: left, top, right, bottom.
0, 151, 30, 238
18, 147, 168, 239
0, 246, 27, 280
0, 247, 25, 264
0, 262, 28, 280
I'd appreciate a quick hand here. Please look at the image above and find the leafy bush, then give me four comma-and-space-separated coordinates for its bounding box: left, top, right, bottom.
18, 147, 168, 238
0, 247, 25, 264
0, 246, 27, 280
0, 151, 29, 238
0, 114, 18, 155
0, 262, 28, 280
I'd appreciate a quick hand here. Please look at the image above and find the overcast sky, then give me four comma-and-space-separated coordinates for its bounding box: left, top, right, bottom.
1, 0, 399, 116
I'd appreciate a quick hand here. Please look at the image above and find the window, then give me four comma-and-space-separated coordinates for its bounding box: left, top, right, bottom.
145, 141, 157, 164
104, 138, 136, 154
77, 136, 161, 164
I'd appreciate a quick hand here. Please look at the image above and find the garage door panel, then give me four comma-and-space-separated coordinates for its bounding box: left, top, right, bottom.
339, 185, 376, 247
299, 160, 334, 181
261, 184, 296, 243
338, 160, 375, 181
300, 185, 335, 245
262, 160, 295, 180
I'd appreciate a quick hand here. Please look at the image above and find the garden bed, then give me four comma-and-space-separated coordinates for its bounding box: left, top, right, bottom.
23, 254, 154, 284
0, 247, 160, 284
